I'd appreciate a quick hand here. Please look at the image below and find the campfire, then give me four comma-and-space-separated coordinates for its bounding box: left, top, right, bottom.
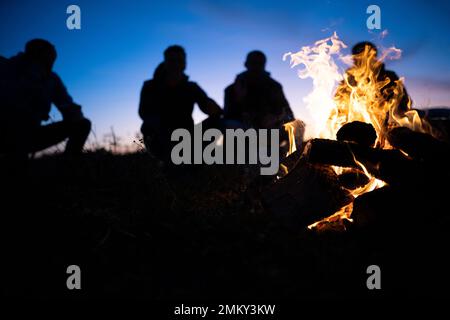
280, 32, 438, 231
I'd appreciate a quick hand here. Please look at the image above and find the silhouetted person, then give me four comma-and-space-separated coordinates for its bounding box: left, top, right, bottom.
224, 50, 294, 129
139, 45, 222, 159
335, 41, 410, 115
0, 39, 91, 160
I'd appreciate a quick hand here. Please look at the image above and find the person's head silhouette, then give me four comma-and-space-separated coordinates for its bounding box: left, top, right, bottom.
164, 45, 186, 76
25, 39, 57, 74
245, 50, 266, 74
351, 41, 377, 66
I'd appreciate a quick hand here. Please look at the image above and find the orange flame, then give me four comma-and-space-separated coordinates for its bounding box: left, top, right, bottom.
283, 121, 298, 156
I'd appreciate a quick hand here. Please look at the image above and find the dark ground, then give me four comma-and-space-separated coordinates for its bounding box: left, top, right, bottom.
1, 150, 449, 300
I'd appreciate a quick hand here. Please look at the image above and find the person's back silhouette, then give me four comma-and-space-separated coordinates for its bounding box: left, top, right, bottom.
0, 39, 91, 159
224, 50, 294, 129
138, 45, 222, 159
335, 41, 410, 114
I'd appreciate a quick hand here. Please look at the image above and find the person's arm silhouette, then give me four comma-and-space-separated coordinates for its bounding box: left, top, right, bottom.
51, 73, 84, 122
193, 83, 222, 117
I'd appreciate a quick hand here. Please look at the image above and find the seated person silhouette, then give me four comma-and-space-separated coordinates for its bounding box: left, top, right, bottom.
335, 41, 410, 114
139, 45, 222, 159
224, 50, 294, 129
0, 39, 91, 159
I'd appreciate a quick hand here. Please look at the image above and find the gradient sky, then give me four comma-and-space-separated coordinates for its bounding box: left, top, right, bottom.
1, 0, 450, 144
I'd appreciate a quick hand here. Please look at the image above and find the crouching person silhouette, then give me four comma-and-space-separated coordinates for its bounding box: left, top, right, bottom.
139, 45, 222, 161
0, 39, 91, 161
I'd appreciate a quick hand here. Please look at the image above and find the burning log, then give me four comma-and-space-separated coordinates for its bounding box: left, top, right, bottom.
263, 158, 353, 227
305, 138, 403, 168
350, 186, 393, 229
304, 138, 423, 186
350, 183, 447, 231
336, 121, 377, 147
388, 127, 450, 164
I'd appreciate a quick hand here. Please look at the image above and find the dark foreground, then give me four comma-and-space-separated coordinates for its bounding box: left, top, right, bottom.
2, 151, 449, 300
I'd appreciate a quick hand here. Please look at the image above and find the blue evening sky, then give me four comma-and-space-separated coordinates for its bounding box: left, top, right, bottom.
1, 0, 449, 143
